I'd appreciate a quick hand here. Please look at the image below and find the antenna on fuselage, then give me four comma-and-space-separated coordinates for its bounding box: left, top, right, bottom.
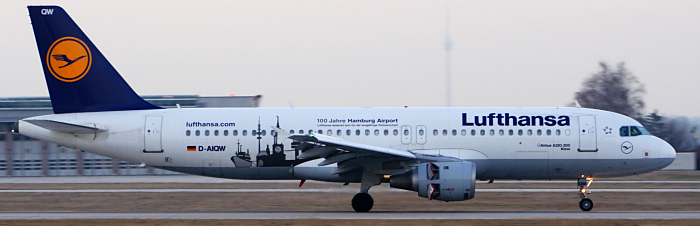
574, 100, 582, 108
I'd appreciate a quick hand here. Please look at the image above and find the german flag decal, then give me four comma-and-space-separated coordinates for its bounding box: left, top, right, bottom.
187, 146, 196, 152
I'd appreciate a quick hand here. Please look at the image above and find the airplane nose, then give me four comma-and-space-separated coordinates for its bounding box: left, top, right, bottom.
657, 137, 676, 168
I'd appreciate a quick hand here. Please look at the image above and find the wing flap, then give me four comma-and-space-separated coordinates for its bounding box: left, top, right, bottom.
297, 146, 338, 159
24, 119, 106, 134
319, 152, 372, 166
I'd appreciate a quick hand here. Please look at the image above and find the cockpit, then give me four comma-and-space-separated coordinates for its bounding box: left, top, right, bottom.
619, 126, 651, 137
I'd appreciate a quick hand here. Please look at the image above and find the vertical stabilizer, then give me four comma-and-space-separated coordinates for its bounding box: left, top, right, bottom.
28, 6, 161, 114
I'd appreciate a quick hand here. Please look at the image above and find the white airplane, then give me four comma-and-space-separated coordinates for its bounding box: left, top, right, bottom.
18, 6, 675, 212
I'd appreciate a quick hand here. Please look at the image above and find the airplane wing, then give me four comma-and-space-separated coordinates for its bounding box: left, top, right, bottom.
280, 128, 416, 174
24, 119, 107, 134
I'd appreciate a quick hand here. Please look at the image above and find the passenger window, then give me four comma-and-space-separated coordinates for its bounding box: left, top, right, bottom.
233, 130, 238, 136
499, 129, 504, 136
393, 129, 399, 136
452, 129, 457, 136
299, 130, 304, 134
404, 129, 409, 136
480, 130, 485, 136
461, 129, 467, 136
289, 130, 294, 134
384, 129, 389, 136
489, 130, 495, 136
346, 130, 351, 136
365, 130, 370, 136
546, 129, 551, 136
242, 130, 248, 136
186, 130, 191, 136
518, 129, 523, 136
419, 129, 425, 136
471, 129, 476, 136
356, 130, 361, 136
555, 129, 561, 136
433, 129, 439, 136
262, 130, 267, 136
508, 129, 514, 136
374, 129, 380, 136
337, 130, 342, 136
536, 129, 542, 136
205, 130, 210, 136
620, 126, 630, 137
327, 130, 332, 135
252, 130, 257, 136
224, 130, 229, 136
318, 130, 323, 134
527, 129, 532, 136
442, 129, 448, 136
196, 130, 201, 136
308, 130, 313, 134
214, 130, 219, 136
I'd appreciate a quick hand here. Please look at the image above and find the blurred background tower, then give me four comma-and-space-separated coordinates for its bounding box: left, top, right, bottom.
445, 2, 453, 107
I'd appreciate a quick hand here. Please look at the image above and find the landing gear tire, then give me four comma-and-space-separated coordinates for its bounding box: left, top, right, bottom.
579, 198, 593, 211
352, 193, 374, 212
577, 178, 594, 211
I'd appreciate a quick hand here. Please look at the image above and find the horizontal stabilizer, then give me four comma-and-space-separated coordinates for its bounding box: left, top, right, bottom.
24, 119, 106, 134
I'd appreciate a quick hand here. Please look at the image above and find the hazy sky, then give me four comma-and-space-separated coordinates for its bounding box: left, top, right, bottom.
1, 0, 699, 116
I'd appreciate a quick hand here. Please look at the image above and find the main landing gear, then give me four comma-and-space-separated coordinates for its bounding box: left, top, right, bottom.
352, 169, 380, 212
352, 193, 374, 212
577, 178, 594, 211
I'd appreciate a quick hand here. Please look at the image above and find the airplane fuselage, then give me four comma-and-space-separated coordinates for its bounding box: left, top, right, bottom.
18, 107, 675, 182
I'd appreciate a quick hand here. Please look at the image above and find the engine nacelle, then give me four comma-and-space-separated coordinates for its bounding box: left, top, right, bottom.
390, 161, 476, 201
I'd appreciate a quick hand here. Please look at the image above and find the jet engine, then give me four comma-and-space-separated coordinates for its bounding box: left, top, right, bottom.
390, 161, 476, 201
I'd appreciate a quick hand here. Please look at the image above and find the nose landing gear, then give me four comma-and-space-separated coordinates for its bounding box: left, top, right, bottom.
578, 178, 594, 211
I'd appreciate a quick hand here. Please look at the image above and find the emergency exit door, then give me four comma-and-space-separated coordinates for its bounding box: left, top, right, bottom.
416, 125, 427, 144
401, 125, 412, 144
143, 116, 163, 153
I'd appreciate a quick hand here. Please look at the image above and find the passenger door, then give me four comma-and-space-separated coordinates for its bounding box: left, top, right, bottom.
143, 116, 163, 153
578, 115, 597, 152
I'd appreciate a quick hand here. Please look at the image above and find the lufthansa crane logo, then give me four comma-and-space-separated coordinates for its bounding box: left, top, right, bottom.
621, 141, 633, 154
46, 37, 92, 82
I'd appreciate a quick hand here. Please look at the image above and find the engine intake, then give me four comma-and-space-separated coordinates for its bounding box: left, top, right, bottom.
390, 161, 476, 201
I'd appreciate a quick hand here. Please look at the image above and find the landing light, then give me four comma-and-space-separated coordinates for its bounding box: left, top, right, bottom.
383, 175, 391, 179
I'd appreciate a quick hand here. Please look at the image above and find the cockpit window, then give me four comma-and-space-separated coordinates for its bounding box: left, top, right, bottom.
620, 126, 629, 137
630, 126, 642, 136
632, 126, 651, 136
637, 126, 651, 135
621, 126, 651, 137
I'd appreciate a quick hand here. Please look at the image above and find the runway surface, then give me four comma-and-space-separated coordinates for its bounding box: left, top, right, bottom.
0, 188, 698, 193
0, 211, 698, 220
